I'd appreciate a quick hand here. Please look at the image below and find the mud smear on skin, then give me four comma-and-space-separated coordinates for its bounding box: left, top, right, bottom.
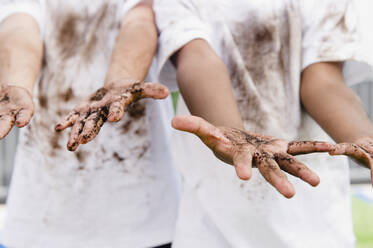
0, 94, 9, 103
223, 128, 279, 176
225, 129, 270, 146
68, 83, 147, 145
74, 86, 110, 143
274, 154, 295, 164
128, 82, 145, 99
81, 106, 109, 142
89, 88, 108, 101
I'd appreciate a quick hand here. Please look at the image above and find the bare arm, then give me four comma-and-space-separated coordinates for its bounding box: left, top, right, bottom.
173, 39, 243, 129
171, 40, 332, 198
56, 0, 169, 151
301, 62, 373, 143
0, 13, 43, 93
301, 62, 373, 182
0, 13, 43, 138
104, 0, 157, 84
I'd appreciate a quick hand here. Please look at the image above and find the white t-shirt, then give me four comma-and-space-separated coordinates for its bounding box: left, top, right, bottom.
155, 0, 371, 247
0, 1, 181, 247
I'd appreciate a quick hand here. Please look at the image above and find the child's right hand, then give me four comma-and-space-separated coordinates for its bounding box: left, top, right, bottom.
172, 115, 334, 198
0, 84, 34, 138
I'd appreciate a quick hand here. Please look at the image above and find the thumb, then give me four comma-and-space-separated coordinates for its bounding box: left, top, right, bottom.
172, 115, 229, 143
140, 82, 169, 99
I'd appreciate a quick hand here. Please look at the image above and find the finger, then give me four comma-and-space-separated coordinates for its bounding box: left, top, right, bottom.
134, 82, 169, 100
256, 155, 295, 198
330, 143, 373, 169
67, 117, 86, 151
55, 111, 79, 131
275, 153, 320, 187
15, 107, 34, 128
171, 115, 229, 143
79, 108, 108, 144
0, 114, 16, 139
79, 113, 100, 144
107, 101, 125, 122
288, 141, 333, 155
233, 148, 253, 180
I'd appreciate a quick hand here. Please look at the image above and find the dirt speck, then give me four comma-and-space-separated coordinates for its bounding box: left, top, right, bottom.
113, 152, 125, 162
0, 94, 9, 102
90, 88, 108, 101
120, 120, 132, 134
138, 144, 149, 159
135, 128, 147, 136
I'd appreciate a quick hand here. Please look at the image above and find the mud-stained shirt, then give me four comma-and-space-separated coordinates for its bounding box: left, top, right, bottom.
155, 0, 370, 247
0, 1, 180, 247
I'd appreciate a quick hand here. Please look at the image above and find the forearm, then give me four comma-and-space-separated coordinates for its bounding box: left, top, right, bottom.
174, 39, 244, 129
301, 62, 373, 143
0, 13, 43, 95
105, 0, 157, 85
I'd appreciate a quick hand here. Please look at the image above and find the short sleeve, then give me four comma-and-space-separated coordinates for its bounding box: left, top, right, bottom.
0, 0, 45, 35
119, 0, 143, 20
154, 0, 215, 91
301, 0, 373, 87
301, 0, 360, 71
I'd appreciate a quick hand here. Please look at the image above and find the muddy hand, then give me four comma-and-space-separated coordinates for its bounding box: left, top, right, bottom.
172, 115, 333, 198
0, 85, 34, 138
330, 137, 373, 185
55, 81, 169, 151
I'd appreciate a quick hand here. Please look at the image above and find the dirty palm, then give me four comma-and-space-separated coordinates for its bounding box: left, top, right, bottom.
55, 81, 168, 151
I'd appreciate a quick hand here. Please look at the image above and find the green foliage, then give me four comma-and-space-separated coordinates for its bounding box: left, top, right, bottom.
352, 193, 373, 247
171, 91, 179, 115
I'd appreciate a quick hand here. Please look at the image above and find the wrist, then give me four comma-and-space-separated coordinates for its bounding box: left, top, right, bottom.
1, 82, 33, 96
353, 134, 373, 143
342, 130, 373, 143
104, 78, 141, 89
104, 62, 143, 84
